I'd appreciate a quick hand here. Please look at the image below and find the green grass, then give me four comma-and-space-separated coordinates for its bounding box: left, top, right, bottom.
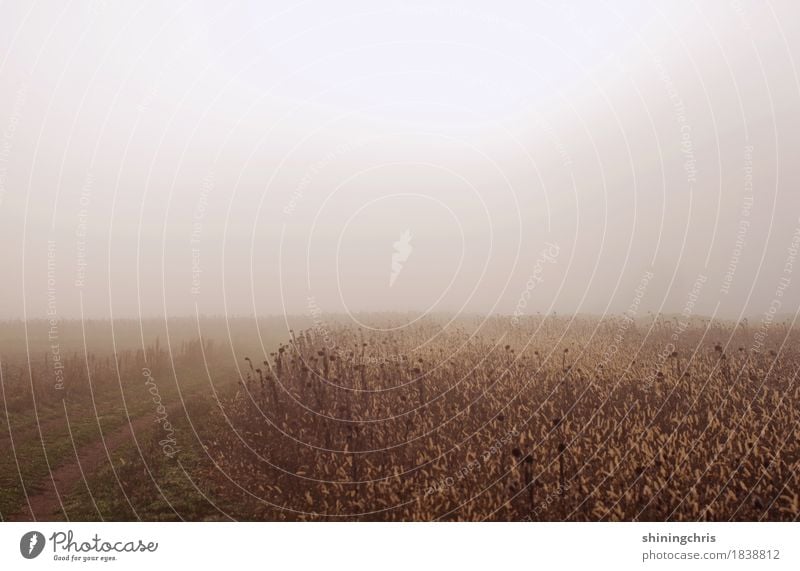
61, 392, 234, 521
0, 363, 227, 519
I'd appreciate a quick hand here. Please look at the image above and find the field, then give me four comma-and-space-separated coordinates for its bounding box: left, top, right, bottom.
1, 314, 798, 521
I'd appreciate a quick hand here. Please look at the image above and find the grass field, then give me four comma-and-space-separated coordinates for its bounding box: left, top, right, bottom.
1, 314, 797, 521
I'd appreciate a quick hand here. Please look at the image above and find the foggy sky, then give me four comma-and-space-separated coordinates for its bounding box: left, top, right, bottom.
1, 0, 799, 323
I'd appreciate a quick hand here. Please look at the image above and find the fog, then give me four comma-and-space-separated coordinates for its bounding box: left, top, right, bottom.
1, 0, 799, 324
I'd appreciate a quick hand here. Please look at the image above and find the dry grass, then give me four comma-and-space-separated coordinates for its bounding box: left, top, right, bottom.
202, 314, 800, 521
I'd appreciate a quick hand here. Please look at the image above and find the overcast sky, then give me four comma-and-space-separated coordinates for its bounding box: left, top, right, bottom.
1, 1, 799, 323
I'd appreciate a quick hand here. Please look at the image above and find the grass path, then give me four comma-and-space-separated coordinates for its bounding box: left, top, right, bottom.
7, 410, 165, 521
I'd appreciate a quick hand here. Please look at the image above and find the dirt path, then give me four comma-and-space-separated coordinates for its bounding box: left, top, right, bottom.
7, 412, 163, 521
